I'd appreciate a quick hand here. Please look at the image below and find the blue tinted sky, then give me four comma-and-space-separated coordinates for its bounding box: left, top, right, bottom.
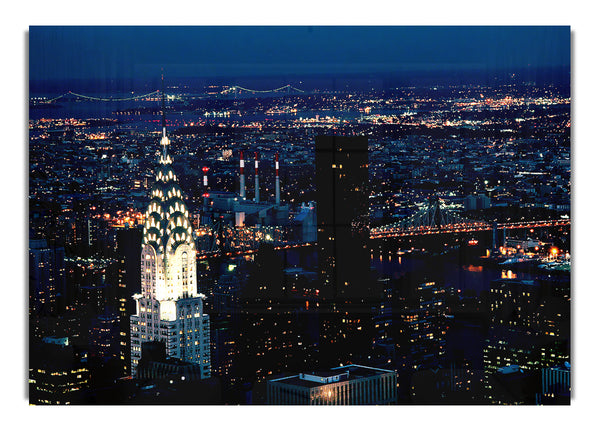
30, 26, 570, 81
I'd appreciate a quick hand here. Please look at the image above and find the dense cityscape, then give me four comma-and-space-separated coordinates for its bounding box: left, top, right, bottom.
29, 71, 571, 405
25, 25, 574, 409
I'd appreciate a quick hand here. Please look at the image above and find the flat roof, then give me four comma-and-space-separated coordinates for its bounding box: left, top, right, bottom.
269, 364, 395, 389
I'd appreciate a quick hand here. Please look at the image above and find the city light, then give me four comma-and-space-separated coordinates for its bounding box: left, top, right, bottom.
29, 27, 571, 406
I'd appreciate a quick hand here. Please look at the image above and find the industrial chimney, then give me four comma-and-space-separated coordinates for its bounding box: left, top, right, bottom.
202, 166, 209, 193
239, 151, 245, 199
275, 152, 280, 205
254, 152, 260, 203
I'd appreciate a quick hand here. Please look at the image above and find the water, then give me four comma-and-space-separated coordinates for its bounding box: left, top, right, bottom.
276, 246, 539, 295
29, 97, 415, 129
371, 250, 537, 295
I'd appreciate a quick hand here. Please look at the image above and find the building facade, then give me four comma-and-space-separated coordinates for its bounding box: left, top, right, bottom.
267, 364, 397, 405
315, 136, 370, 302
130, 103, 210, 378
29, 238, 66, 317
315, 136, 372, 366
29, 337, 89, 405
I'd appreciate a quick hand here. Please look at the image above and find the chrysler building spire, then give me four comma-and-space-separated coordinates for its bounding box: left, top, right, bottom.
130, 74, 211, 377
160, 70, 170, 163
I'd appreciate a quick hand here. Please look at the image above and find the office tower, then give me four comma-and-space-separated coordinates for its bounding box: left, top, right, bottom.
130, 83, 211, 377
29, 336, 89, 405
374, 278, 393, 343
489, 279, 542, 331
483, 278, 570, 404
315, 136, 371, 366
401, 281, 447, 370
267, 364, 397, 405
29, 238, 66, 317
315, 136, 370, 301
116, 226, 142, 377
89, 313, 120, 362
235, 243, 313, 389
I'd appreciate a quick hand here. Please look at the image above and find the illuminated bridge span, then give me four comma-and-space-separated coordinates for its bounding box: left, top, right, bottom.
370, 197, 570, 239
370, 197, 480, 238
220, 84, 305, 95
37, 90, 162, 104
35, 85, 304, 104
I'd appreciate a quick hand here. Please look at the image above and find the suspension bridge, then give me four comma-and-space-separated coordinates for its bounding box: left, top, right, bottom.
34, 90, 163, 104
192, 196, 570, 257
220, 84, 305, 96
33, 83, 306, 105
370, 197, 570, 239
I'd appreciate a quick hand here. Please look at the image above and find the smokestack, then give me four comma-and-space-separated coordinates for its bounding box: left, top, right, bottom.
202, 166, 210, 206
254, 152, 259, 203
239, 151, 245, 199
202, 166, 209, 188
275, 152, 280, 205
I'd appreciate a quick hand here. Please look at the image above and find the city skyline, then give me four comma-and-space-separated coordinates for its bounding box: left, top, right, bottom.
21, 22, 597, 428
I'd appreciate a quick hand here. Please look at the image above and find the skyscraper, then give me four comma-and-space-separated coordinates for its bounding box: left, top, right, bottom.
116, 226, 142, 377
130, 81, 210, 377
29, 238, 66, 317
315, 136, 370, 301
315, 136, 371, 366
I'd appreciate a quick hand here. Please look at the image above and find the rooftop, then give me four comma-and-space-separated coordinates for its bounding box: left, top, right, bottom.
269, 364, 395, 389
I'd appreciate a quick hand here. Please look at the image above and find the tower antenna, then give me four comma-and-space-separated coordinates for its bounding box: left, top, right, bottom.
161, 69, 167, 137
160, 69, 169, 159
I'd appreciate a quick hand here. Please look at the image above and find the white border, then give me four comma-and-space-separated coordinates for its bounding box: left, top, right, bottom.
5, 2, 598, 429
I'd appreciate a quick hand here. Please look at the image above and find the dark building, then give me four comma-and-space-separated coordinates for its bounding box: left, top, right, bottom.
315, 136, 370, 301
29, 337, 89, 405
536, 362, 571, 405
233, 243, 316, 395
115, 226, 142, 377
483, 278, 571, 404
88, 313, 120, 362
133, 341, 222, 404
315, 136, 371, 366
486, 364, 538, 405
401, 281, 447, 370
29, 238, 66, 317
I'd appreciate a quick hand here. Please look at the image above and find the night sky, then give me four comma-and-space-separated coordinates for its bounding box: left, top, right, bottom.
29, 26, 570, 82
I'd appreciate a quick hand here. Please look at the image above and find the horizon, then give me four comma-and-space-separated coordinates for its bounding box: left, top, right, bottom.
29, 65, 571, 96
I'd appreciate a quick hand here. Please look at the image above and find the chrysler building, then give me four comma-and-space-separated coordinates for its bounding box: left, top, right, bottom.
130, 78, 210, 377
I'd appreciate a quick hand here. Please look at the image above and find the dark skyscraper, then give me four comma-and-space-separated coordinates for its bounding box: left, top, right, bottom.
316, 136, 370, 300
29, 238, 66, 317
116, 225, 143, 377
315, 136, 371, 365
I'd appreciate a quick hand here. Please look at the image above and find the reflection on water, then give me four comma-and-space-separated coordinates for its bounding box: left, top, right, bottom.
276, 247, 541, 296
501, 269, 517, 279
463, 265, 483, 273
370, 250, 537, 295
